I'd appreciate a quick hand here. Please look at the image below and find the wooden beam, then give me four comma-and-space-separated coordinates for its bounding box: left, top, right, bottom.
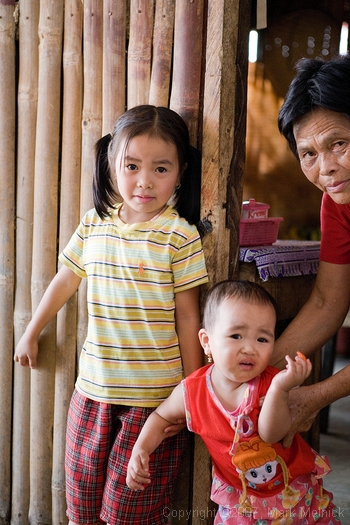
192, 1, 252, 523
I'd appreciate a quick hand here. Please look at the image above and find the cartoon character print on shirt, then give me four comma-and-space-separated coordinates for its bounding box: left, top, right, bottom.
232, 436, 300, 516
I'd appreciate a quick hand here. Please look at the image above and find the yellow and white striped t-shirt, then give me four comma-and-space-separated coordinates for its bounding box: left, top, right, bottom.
59, 205, 208, 407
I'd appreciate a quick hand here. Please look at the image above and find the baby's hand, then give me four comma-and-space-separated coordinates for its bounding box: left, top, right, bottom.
126, 450, 151, 491
272, 353, 312, 393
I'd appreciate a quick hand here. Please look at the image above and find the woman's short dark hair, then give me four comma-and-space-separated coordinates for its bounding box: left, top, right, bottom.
93, 105, 201, 225
278, 54, 350, 157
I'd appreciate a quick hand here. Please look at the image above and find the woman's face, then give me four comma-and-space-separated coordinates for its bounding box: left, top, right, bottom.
293, 107, 350, 204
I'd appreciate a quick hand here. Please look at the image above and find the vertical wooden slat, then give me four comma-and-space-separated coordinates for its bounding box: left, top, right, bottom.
80, 0, 103, 216
102, 0, 126, 133
51, 2, 83, 523
192, 0, 242, 522
127, 0, 154, 108
170, 0, 205, 144
0, 1, 15, 522
149, 0, 175, 106
12, 1, 40, 523
29, 2, 64, 524
227, 0, 251, 278
77, 0, 103, 363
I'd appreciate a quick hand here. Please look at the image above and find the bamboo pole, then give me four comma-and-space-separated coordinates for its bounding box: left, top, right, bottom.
12, 1, 40, 524
80, 0, 103, 217
102, 0, 126, 133
0, 1, 15, 522
77, 0, 103, 361
170, 0, 205, 145
149, 0, 175, 106
29, 2, 64, 524
127, 0, 154, 108
51, 2, 83, 524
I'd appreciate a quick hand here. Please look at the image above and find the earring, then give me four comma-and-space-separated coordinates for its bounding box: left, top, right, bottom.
207, 354, 213, 363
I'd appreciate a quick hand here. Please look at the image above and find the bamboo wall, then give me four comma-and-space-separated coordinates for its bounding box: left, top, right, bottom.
0, 1, 250, 525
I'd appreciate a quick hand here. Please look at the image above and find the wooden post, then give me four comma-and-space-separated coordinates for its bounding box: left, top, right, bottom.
149, 0, 175, 107
51, 2, 83, 524
12, 2, 39, 524
0, 1, 16, 522
127, 0, 154, 108
170, 0, 205, 144
78, 0, 103, 366
29, 2, 64, 524
192, 1, 250, 523
227, 0, 251, 278
102, 0, 126, 133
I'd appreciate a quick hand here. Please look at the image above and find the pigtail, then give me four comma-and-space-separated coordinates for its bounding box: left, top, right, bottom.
174, 145, 201, 227
93, 134, 118, 219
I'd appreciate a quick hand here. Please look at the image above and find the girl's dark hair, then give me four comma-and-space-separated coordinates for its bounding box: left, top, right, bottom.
202, 280, 279, 331
93, 105, 201, 225
278, 53, 350, 158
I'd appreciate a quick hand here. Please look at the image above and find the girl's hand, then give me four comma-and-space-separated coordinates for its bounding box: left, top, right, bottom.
163, 418, 186, 437
14, 332, 39, 369
126, 450, 151, 491
271, 353, 312, 393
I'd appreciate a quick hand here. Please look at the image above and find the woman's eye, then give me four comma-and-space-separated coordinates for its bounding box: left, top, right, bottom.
156, 166, 167, 173
126, 163, 137, 171
333, 140, 346, 150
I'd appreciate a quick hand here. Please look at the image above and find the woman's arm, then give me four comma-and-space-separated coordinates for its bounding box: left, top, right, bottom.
282, 363, 350, 447
14, 265, 82, 368
175, 286, 203, 376
272, 261, 350, 369
126, 383, 186, 490
259, 355, 312, 443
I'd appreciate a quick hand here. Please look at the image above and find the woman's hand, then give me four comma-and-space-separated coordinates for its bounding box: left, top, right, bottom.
282, 384, 320, 447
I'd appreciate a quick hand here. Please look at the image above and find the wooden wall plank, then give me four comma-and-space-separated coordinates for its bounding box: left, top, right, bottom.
149, 0, 175, 106
0, 1, 16, 522
29, 2, 64, 525
128, 0, 154, 108
102, 0, 126, 132
52, 2, 83, 523
12, 1, 39, 522
170, 0, 205, 144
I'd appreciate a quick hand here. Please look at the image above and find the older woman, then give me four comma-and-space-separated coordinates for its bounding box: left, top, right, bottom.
272, 54, 350, 446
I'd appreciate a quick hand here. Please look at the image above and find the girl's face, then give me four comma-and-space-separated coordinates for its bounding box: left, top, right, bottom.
115, 134, 181, 223
294, 107, 350, 205
199, 298, 276, 388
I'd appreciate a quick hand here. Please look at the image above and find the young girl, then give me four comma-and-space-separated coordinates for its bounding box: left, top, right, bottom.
14, 105, 208, 525
127, 280, 338, 525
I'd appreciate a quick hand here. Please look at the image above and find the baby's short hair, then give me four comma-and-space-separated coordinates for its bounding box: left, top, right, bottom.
202, 280, 278, 331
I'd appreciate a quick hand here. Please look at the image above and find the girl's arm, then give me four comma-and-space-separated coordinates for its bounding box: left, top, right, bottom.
126, 383, 186, 491
175, 286, 203, 377
14, 265, 82, 369
258, 354, 312, 444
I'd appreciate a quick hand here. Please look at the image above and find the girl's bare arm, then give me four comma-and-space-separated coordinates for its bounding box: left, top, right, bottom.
14, 265, 82, 368
175, 286, 203, 377
126, 383, 186, 490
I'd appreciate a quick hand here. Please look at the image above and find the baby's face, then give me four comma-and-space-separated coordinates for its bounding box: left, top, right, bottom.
203, 298, 276, 385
